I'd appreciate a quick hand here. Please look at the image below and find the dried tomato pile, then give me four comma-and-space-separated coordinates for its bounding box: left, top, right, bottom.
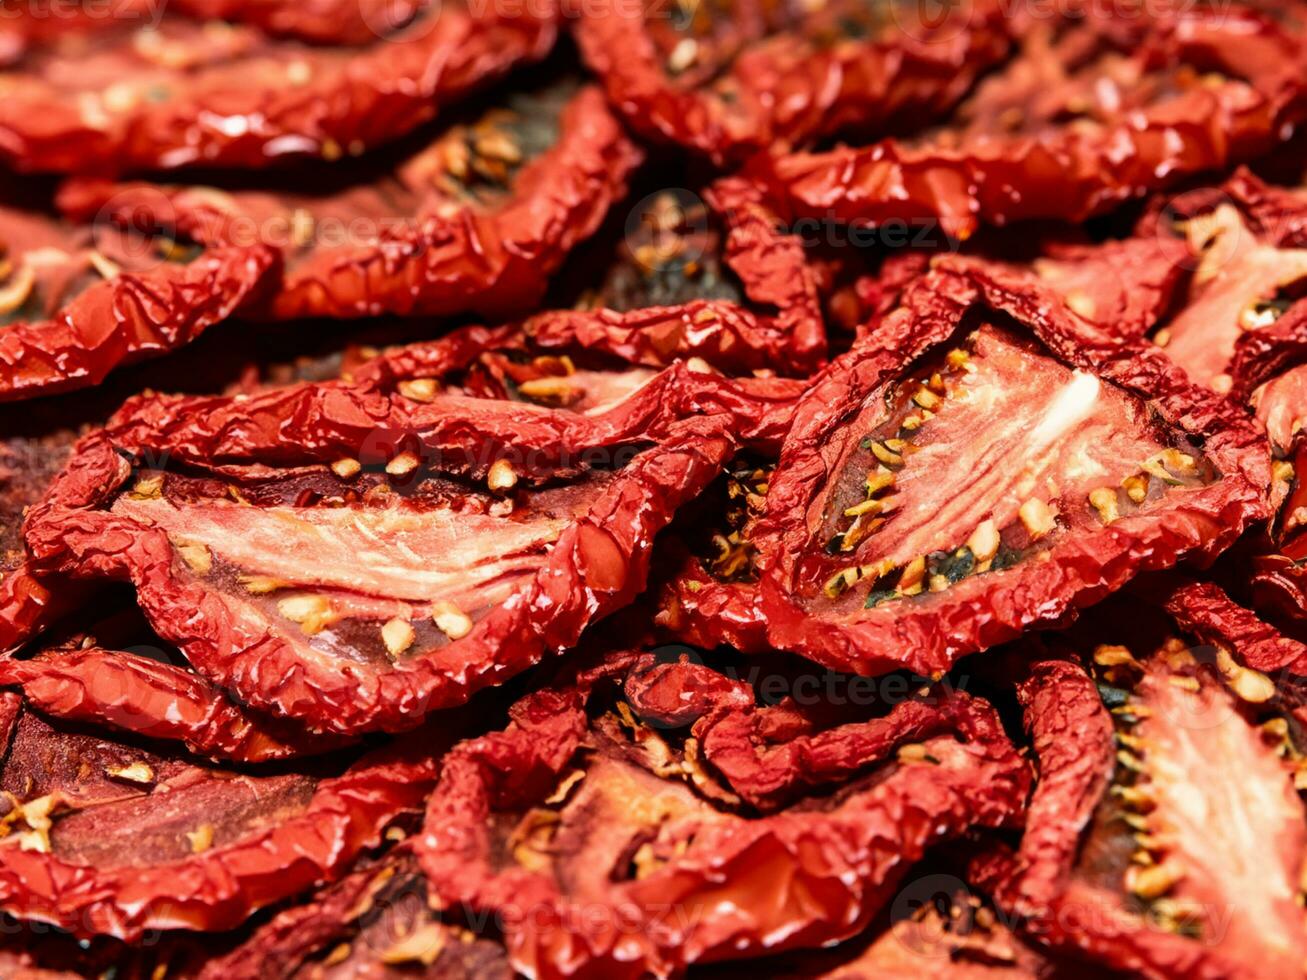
5, 0, 1307, 975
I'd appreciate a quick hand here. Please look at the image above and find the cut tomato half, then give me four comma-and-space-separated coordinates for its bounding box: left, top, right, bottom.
755, 256, 1268, 678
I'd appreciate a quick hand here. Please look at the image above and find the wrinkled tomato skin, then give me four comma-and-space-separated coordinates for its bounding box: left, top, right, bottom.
416, 654, 1030, 979
0, 718, 447, 942
56, 87, 641, 323
0, 4, 559, 174
656, 557, 773, 654
1159, 577, 1307, 674
971, 659, 1241, 979
749, 6, 1307, 239
0, 646, 344, 762
755, 257, 1269, 679
0, 0, 432, 48
570, 0, 1012, 164
19, 362, 785, 735
0, 245, 277, 402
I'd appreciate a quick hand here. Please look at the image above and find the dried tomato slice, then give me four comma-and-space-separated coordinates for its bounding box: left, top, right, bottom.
1136, 171, 1307, 618
979, 585, 1307, 978
0, 0, 557, 173
416, 653, 1029, 978
337, 205, 809, 436
0, 698, 443, 940
195, 849, 512, 979
750, 5, 1307, 238
0, 644, 343, 763
1135, 173, 1307, 393
570, 0, 1011, 163
754, 257, 1268, 678
0, 194, 275, 402
1156, 577, 1307, 747
58, 81, 640, 322
20, 363, 770, 735
1247, 357, 1307, 619
1020, 234, 1189, 344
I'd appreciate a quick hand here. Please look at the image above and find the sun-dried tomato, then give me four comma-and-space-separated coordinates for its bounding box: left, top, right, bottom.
1018, 234, 1189, 344
57, 81, 641, 323
1246, 356, 1307, 619
978, 585, 1307, 979
20, 360, 780, 735
749, 5, 1307, 239
0, 193, 275, 402
1131, 171, 1307, 619
0, 697, 443, 940
1125, 171, 1307, 393
569, 0, 1012, 163
0, 0, 558, 174
752, 256, 1268, 679
1156, 577, 1307, 675
416, 652, 1029, 978
512, 177, 821, 652
195, 848, 511, 979
1156, 577, 1307, 738
0, 644, 343, 763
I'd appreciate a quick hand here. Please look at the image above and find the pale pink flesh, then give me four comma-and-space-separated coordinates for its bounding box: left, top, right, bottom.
825, 325, 1170, 575
1163, 206, 1307, 389
1135, 667, 1307, 973
115, 481, 604, 612
573, 367, 658, 415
